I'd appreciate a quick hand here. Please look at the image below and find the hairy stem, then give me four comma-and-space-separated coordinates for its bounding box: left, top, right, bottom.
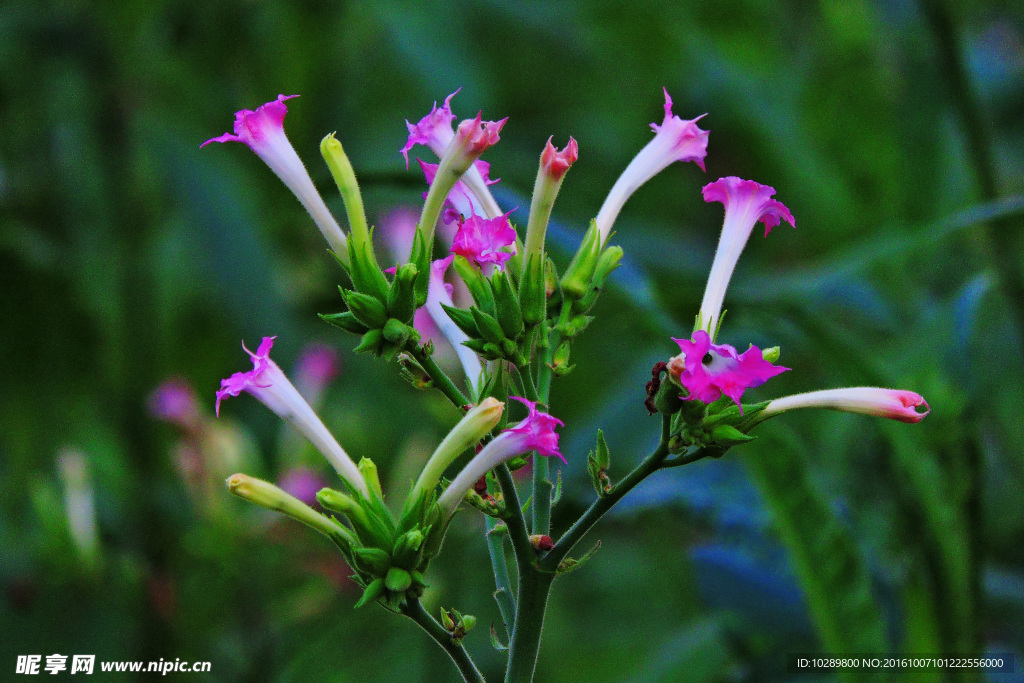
401, 598, 484, 683
486, 515, 517, 637
411, 343, 470, 409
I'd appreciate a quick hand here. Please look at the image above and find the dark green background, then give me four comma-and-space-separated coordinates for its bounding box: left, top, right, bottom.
2, 1, 1023, 680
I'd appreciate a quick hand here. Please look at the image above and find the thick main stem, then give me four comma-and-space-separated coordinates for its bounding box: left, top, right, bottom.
401, 598, 484, 683
504, 568, 554, 683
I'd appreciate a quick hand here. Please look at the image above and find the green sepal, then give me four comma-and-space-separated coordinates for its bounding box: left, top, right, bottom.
408, 230, 433, 308
385, 567, 412, 593
558, 314, 594, 338
319, 311, 368, 335
354, 578, 385, 608
453, 256, 496, 316
549, 340, 573, 376
382, 318, 412, 346
392, 529, 425, 569
710, 424, 757, 448
544, 257, 562, 314
573, 245, 623, 314
519, 253, 546, 326
353, 547, 391, 575
346, 231, 390, 303
587, 430, 612, 496
560, 219, 602, 299
471, 307, 506, 345
386, 263, 419, 323
490, 269, 524, 339
358, 457, 384, 501
342, 289, 388, 329
440, 303, 481, 338
353, 328, 385, 355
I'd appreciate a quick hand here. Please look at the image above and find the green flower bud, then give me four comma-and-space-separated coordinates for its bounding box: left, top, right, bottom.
710, 424, 756, 448
385, 567, 412, 593
358, 457, 384, 501
461, 614, 478, 632
471, 307, 506, 345
386, 263, 419, 323
491, 270, 524, 339
353, 547, 392, 575
761, 346, 781, 363
452, 256, 496, 316
354, 578, 385, 609
343, 290, 388, 328
227, 474, 356, 548
519, 253, 547, 326
382, 318, 411, 345
352, 328, 385, 355
560, 220, 603, 299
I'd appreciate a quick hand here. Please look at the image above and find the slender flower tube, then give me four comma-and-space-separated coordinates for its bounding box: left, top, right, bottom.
698, 176, 795, 334
524, 137, 579, 259
451, 212, 518, 269
424, 256, 484, 389
202, 95, 349, 260
417, 113, 507, 245
411, 397, 505, 501
437, 397, 564, 517
758, 388, 930, 424
668, 330, 789, 408
215, 337, 367, 495
418, 159, 499, 226
594, 88, 709, 240
402, 90, 503, 219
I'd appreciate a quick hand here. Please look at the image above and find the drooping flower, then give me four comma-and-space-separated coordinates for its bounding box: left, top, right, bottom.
418, 159, 499, 225
148, 379, 201, 430
424, 256, 483, 390
595, 88, 709, 240
436, 398, 564, 516
401, 90, 504, 219
760, 388, 930, 423
668, 330, 789, 408
215, 336, 366, 494
698, 176, 795, 334
451, 212, 517, 269
202, 95, 348, 256
505, 397, 565, 462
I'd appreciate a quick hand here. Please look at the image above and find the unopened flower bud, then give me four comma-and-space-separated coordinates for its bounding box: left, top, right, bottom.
530, 534, 555, 552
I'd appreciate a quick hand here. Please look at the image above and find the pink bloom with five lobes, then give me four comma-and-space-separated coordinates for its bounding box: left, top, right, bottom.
761, 388, 930, 423
401, 90, 504, 219
202, 95, 348, 255
595, 88, 709, 240
668, 330, 789, 408
698, 176, 795, 334
401, 89, 460, 168
451, 211, 518, 269
455, 112, 508, 156
541, 136, 579, 180
215, 336, 367, 494
505, 396, 565, 462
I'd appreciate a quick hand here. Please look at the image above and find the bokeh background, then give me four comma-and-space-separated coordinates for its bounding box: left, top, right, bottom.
3, 1, 1024, 681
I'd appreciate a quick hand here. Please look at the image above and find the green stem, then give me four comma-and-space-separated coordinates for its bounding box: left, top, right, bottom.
541, 415, 676, 572
486, 516, 517, 637
411, 344, 470, 409
494, 464, 534, 565
401, 598, 484, 683
504, 566, 554, 683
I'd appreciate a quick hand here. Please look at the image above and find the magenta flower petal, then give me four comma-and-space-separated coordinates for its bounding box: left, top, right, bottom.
450, 212, 517, 269
595, 88, 709, 239
401, 89, 461, 168
668, 330, 789, 409
455, 112, 508, 156
506, 396, 565, 463
698, 176, 795, 334
201, 95, 298, 149
541, 136, 579, 181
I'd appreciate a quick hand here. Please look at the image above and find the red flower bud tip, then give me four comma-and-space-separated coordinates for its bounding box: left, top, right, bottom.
541, 136, 579, 180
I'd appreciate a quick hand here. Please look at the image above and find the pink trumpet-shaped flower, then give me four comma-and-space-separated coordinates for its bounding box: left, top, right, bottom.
541, 136, 579, 181
595, 88, 709, 240
202, 95, 348, 256
761, 388, 930, 423
669, 330, 789, 408
698, 176, 795, 334
215, 337, 366, 494
505, 397, 565, 462
436, 397, 564, 516
424, 256, 483, 390
451, 211, 518, 269
401, 90, 504, 219
455, 112, 508, 156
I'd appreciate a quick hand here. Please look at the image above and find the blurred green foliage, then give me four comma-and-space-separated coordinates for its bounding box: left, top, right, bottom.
2, 0, 1024, 680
